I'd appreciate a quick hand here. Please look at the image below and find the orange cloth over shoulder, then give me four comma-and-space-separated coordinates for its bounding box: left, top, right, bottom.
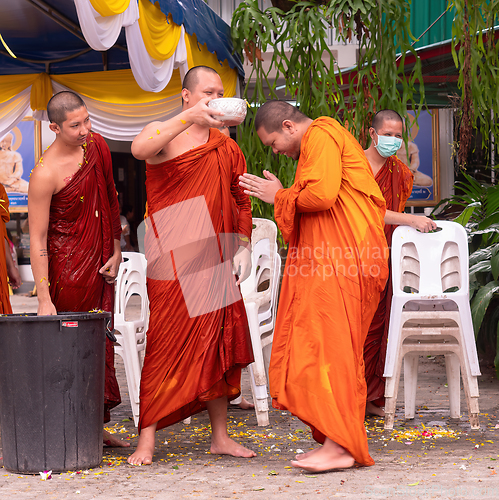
0, 183, 12, 314
270, 117, 389, 466
139, 129, 254, 431
364, 156, 413, 403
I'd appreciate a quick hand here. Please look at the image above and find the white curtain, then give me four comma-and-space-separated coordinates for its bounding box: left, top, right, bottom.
73, 0, 188, 93
125, 23, 188, 93
73, 0, 138, 51
0, 87, 31, 139
52, 82, 182, 141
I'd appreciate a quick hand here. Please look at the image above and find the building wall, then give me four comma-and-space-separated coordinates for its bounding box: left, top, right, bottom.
205, 0, 359, 79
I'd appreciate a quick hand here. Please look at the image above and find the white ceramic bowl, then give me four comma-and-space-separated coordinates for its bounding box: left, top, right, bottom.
208, 98, 248, 126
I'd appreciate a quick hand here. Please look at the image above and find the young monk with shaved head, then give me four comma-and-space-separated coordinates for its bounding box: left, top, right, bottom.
363, 109, 437, 417
128, 66, 255, 465
28, 90, 128, 448
239, 100, 389, 473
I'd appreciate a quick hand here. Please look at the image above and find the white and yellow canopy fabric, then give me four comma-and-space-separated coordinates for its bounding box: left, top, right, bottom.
74, 0, 139, 52
74, 0, 190, 93
0, 0, 241, 141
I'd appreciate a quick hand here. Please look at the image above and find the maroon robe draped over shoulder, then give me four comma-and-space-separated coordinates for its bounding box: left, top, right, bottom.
138, 128, 253, 432
364, 155, 413, 404
47, 132, 122, 421
0, 183, 12, 314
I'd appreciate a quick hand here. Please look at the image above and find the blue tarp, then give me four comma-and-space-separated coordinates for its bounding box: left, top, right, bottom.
0, 0, 243, 77
152, 0, 244, 77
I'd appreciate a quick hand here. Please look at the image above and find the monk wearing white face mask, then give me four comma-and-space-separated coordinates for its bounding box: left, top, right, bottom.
363, 109, 437, 418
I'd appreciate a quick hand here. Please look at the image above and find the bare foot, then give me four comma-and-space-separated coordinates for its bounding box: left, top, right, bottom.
236, 397, 254, 410
295, 448, 319, 461
103, 429, 130, 448
291, 438, 355, 473
365, 401, 385, 417
127, 425, 156, 465
210, 435, 257, 458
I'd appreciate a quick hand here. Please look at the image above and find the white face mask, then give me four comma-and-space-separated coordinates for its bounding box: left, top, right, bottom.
374, 131, 402, 158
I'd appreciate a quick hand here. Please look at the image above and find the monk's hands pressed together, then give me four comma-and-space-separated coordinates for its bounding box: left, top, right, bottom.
239, 170, 283, 205
233, 246, 251, 286
410, 215, 437, 233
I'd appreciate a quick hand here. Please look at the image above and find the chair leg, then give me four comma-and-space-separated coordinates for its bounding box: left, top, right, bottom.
455, 350, 480, 430
404, 354, 419, 419
244, 302, 270, 426
248, 364, 269, 426
444, 353, 461, 418
262, 341, 272, 387
384, 355, 403, 430
245, 305, 268, 387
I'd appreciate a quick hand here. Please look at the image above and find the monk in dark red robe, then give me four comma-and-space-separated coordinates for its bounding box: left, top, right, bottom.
363, 110, 436, 416
128, 66, 255, 465
29, 91, 127, 447
46, 132, 122, 421
1, 183, 21, 313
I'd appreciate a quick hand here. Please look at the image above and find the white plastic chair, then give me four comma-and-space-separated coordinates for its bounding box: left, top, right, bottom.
114, 252, 149, 427
240, 218, 281, 426
133, 238, 192, 427
383, 221, 480, 430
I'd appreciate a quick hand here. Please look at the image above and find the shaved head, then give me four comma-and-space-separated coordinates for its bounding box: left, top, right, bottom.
47, 91, 86, 127
182, 66, 220, 93
371, 109, 403, 131
255, 101, 308, 134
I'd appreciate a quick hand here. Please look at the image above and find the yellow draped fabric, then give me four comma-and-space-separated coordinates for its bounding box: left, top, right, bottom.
138, 0, 182, 61
186, 34, 237, 97
89, 0, 130, 16
30, 73, 53, 111
0, 74, 38, 104
0, 35, 237, 112
52, 69, 182, 104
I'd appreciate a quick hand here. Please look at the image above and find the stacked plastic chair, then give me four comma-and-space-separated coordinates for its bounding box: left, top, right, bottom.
114, 252, 149, 427
240, 218, 281, 426
383, 221, 480, 430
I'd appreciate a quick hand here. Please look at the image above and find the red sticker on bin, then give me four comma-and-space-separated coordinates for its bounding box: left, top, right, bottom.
62, 321, 78, 328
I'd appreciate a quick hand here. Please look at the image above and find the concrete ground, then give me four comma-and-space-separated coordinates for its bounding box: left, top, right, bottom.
1, 293, 499, 499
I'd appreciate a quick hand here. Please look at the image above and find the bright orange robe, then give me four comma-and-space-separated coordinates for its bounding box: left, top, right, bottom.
270, 117, 389, 466
139, 129, 254, 431
364, 156, 413, 404
0, 183, 12, 314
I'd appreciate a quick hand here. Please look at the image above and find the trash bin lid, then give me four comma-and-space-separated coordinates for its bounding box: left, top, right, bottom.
0, 311, 111, 322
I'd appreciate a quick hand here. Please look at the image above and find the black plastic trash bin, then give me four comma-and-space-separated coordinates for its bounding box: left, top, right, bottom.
0, 311, 110, 474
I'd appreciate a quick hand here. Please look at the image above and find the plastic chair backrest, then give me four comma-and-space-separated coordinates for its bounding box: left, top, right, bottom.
115, 252, 148, 322
240, 218, 278, 299
391, 221, 469, 297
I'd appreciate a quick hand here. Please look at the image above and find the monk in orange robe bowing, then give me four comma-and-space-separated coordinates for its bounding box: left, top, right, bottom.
363, 109, 436, 416
28, 91, 128, 447
239, 101, 389, 472
0, 183, 21, 313
128, 66, 255, 466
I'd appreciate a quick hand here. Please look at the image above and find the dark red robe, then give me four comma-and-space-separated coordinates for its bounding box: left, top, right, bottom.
47, 132, 122, 422
364, 155, 413, 404
0, 183, 12, 314
139, 128, 253, 431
